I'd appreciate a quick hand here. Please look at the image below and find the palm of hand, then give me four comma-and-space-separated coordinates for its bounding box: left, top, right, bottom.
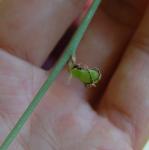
0, 0, 149, 150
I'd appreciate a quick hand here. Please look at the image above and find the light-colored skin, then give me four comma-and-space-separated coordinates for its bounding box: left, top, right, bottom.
0, 0, 149, 150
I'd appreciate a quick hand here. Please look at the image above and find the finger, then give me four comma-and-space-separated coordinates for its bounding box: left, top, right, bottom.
0, 49, 96, 149
99, 4, 149, 149
0, 49, 47, 115
0, 0, 86, 66
71, 0, 147, 106
0, 49, 48, 148
77, 0, 147, 69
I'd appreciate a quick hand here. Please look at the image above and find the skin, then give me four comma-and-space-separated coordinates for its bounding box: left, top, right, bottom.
0, 0, 149, 149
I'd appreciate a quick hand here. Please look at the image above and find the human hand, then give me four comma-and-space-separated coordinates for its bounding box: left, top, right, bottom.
0, 0, 149, 150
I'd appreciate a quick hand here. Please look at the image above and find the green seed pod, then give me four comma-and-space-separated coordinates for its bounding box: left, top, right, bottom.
70, 65, 102, 87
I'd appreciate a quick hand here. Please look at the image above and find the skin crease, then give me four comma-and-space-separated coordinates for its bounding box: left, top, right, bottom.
0, 0, 149, 150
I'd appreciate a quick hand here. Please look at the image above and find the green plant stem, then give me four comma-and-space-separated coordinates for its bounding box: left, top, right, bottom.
0, 0, 102, 149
